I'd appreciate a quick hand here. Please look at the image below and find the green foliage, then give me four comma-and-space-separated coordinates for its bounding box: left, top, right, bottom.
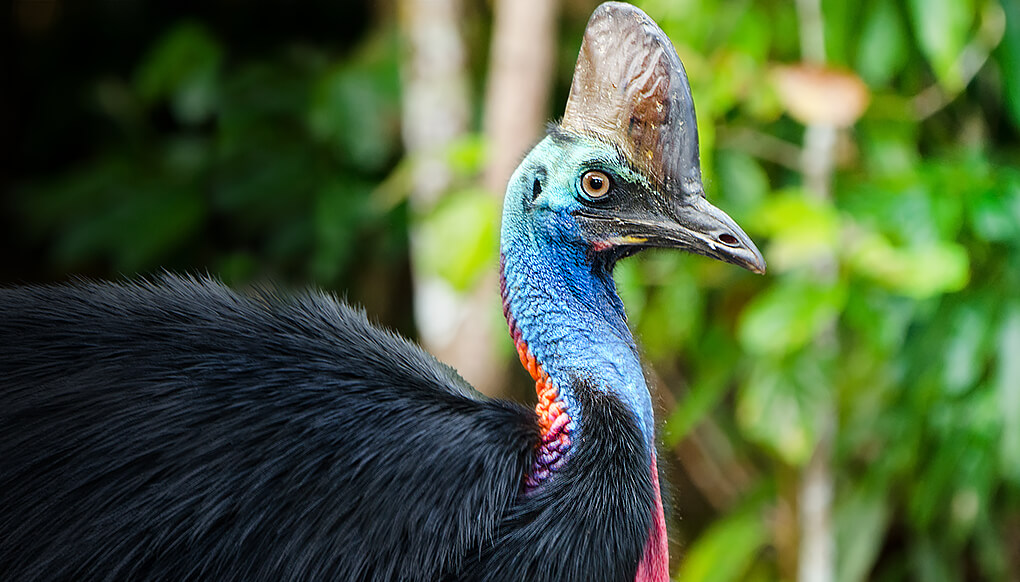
16, 21, 406, 302
623, 0, 1019, 579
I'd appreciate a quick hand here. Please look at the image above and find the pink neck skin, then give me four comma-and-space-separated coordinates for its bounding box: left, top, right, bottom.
635, 452, 669, 582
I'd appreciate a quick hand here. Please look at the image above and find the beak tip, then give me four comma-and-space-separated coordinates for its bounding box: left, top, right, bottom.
749, 257, 767, 275
745, 249, 767, 275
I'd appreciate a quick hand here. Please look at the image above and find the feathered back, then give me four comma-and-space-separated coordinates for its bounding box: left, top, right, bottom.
0, 277, 540, 581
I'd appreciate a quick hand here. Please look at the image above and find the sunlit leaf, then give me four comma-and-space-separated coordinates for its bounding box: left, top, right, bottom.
753, 189, 840, 271
856, 0, 910, 87
906, 0, 976, 90
416, 189, 499, 291
846, 231, 969, 298
737, 356, 830, 465
738, 277, 846, 356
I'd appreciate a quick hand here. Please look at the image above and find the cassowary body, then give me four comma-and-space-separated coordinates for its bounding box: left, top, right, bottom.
0, 3, 764, 581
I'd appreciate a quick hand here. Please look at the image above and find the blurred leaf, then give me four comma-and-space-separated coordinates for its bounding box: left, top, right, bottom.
846, 231, 969, 298
662, 366, 728, 446
906, 0, 976, 90
997, 303, 1020, 485
836, 480, 890, 582
967, 175, 1020, 242
856, 120, 921, 177
753, 189, 841, 271
308, 33, 400, 171
614, 259, 647, 323
738, 277, 846, 357
856, 0, 910, 87
675, 504, 768, 582
910, 535, 956, 582
312, 179, 372, 283
417, 189, 500, 291
940, 302, 990, 395
737, 356, 830, 465
55, 183, 204, 272
639, 272, 703, 360
997, 0, 1020, 130
444, 134, 488, 177
135, 22, 222, 125
715, 151, 769, 224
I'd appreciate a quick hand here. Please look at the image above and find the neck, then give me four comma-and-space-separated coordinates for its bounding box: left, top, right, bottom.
499, 163, 656, 484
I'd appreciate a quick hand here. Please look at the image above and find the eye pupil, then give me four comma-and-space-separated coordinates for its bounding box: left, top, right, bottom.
581, 170, 610, 199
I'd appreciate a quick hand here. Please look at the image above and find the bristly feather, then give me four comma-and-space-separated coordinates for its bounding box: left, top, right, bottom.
0, 275, 655, 581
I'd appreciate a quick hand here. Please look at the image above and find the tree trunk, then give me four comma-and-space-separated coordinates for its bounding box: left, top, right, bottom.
399, 0, 557, 396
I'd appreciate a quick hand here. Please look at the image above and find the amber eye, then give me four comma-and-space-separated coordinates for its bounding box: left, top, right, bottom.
581, 170, 611, 199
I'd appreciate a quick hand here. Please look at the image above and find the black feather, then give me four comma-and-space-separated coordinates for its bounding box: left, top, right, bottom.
0, 276, 654, 581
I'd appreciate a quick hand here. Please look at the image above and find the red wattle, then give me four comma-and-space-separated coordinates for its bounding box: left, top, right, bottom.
635, 453, 669, 582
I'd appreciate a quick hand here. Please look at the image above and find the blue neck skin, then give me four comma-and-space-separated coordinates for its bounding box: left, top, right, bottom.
500, 135, 655, 453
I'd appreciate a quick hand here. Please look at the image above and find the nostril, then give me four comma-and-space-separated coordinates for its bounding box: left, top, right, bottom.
718, 233, 740, 247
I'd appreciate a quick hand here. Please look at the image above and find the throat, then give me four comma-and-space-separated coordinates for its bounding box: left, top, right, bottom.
499, 240, 656, 486
504, 312, 574, 489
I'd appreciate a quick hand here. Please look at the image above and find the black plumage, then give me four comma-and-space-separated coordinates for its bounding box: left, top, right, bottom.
0, 277, 652, 581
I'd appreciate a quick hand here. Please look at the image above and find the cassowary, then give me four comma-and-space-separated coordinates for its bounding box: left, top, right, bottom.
0, 3, 764, 581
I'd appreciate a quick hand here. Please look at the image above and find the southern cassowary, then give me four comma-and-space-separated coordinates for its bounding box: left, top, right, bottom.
0, 3, 764, 581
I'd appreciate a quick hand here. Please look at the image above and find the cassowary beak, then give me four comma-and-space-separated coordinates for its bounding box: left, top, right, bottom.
576, 192, 766, 274
625, 196, 766, 274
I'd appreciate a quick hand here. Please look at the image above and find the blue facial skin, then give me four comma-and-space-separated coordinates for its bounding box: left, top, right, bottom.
501, 132, 658, 454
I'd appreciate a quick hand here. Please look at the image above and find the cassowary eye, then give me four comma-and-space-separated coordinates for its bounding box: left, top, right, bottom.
581, 170, 611, 199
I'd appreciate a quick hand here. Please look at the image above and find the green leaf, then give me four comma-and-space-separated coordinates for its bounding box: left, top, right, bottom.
312, 179, 372, 283
676, 506, 768, 582
715, 151, 770, 225
941, 302, 990, 395
752, 189, 840, 272
662, 367, 729, 446
846, 232, 969, 298
836, 481, 891, 582
997, 303, 1020, 485
737, 357, 830, 465
738, 277, 846, 357
856, 0, 910, 87
906, 0, 976, 90
968, 176, 1020, 243
416, 189, 500, 291
135, 22, 222, 125
639, 273, 703, 360
997, 0, 1020, 131
308, 33, 400, 171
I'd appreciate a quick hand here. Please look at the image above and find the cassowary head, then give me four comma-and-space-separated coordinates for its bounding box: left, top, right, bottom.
503, 1, 765, 275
